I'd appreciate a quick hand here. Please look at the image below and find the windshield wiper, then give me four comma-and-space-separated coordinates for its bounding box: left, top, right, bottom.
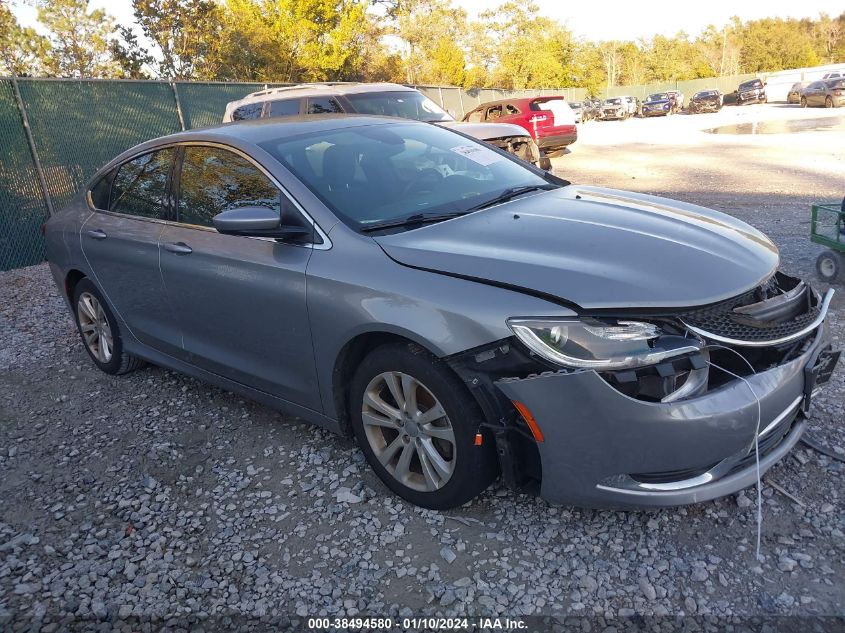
360, 211, 470, 233
467, 184, 557, 211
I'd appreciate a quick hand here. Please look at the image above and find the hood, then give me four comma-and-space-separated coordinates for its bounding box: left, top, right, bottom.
439, 121, 529, 141
374, 185, 779, 311
693, 95, 720, 102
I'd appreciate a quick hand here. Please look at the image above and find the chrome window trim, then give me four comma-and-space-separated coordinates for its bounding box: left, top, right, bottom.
681, 289, 834, 347
86, 140, 332, 250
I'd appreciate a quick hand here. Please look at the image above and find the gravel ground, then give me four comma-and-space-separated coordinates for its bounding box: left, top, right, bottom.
1, 104, 844, 630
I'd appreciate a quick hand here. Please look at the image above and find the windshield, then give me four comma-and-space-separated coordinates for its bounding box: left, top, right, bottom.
694, 91, 718, 98
259, 122, 549, 232
604, 98, 622, 105
647, 93, 668, 101
345, 91, 452, 123
740, 80, 762, 90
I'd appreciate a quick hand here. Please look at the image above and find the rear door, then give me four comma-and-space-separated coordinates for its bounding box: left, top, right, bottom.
158, 144, 321, 410
80, 148, 182, 355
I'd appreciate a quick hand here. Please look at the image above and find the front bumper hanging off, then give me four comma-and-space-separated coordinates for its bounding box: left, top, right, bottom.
492, 301, 838, 509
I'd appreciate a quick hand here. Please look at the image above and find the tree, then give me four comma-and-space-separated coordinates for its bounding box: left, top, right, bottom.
0, 0, 49, 75
36, 0, 117, 77
738, 18, 819, 72
480, 2, 575, 89
130, 0, 223, 79
213, 0, 376, 82
814, 13, 843, 63
110, 26, 154, 78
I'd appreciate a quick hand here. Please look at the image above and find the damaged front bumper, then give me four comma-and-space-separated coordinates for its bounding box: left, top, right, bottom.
493, 315, 837, 508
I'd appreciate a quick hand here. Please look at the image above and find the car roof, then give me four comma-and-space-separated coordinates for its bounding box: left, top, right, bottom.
472, 95, 567, 108
227, 83, 417, 108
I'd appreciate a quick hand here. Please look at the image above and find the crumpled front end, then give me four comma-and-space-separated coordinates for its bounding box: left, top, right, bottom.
458, 273, 839, 508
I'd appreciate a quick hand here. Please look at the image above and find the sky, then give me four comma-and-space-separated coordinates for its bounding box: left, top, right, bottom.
10, 0, 845, 41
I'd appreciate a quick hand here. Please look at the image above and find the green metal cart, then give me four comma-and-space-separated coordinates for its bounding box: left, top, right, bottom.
811, 202, 845, 282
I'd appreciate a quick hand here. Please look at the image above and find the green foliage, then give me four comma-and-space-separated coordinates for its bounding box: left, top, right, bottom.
35, 0, 116, 77
131, 0, 224, 79
0, 1, 49, 75
5, 1, 845, 89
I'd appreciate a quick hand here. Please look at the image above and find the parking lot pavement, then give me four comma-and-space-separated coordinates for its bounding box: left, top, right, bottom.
1, 103, 843, 627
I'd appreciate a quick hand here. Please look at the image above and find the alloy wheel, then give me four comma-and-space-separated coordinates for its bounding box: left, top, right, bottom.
361, 371, 456, 492
77, 292, 113, 363
825, 97, 833, 108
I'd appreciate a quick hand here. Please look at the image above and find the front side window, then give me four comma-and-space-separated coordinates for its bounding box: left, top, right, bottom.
233, 103, 262, 121
110, 148, 174, 219
307, 97, 343, 114
486, 105, 503, 120
260, 122, 549, 232
345, 91, 451, 122
268, 99, 301, 118
177, 146, 281, 228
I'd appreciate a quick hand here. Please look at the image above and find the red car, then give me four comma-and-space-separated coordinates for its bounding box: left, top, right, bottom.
463, 96, 577, 157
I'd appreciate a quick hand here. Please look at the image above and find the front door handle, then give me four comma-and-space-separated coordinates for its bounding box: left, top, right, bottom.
85, 229, 107, 240
163, 241, 192, 255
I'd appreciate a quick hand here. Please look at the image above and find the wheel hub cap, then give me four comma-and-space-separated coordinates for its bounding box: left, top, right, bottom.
361, 371, 456, 492
77, 292, 113, 364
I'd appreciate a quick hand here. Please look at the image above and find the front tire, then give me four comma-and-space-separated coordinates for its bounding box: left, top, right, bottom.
73, 278, 144, 375
349, 342, 498, 509
825, 96, 834, 109
800, 96, 807, 108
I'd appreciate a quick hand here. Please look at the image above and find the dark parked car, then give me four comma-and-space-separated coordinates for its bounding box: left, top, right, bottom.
688, 90, 722, 113
44, 116, 839, 509
463, 96, 577, 157
736, 78, 767, 105
640, 93, 673, 117
787, 82, 806, 104
800, 79, 845, 108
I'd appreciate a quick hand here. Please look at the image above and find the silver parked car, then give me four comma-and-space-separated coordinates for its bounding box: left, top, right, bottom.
45, 116, 840, 509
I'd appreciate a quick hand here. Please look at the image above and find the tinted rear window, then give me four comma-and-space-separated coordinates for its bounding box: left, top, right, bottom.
110, 149, 174, 219
307, 97, 342, 114
740, 80, 762, 90
268, 99, 300, 117
233, 103, 262, 121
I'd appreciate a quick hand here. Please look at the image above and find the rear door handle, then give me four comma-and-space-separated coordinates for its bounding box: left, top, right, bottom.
163, 241, 192, 255
85, 229, 107, 240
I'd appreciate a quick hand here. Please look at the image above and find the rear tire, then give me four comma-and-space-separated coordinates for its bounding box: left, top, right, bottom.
816, 251, 842, 282
825, 96, 834, 109
72, 278, 145, 375
800, 96, 807, 108
349, 342, 498, 509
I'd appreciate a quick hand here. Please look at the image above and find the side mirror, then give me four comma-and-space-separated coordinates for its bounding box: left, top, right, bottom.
213, 206, 311, 240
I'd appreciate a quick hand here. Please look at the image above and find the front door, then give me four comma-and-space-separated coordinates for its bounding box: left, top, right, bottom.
80, 147, 182, 356
158, 144, 321, 410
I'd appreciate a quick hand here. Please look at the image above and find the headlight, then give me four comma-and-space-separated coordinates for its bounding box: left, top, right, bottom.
507, 318, 700, 370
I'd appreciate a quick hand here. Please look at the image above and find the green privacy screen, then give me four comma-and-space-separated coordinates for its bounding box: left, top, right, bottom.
0, 79, 266, 271
0, 79, 49, 271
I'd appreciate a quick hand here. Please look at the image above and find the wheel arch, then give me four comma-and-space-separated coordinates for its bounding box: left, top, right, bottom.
64, 269, 87, 300
331, 330, 456, 436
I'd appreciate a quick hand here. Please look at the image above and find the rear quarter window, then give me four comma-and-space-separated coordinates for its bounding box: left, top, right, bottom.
267, 99, 300, 117
232, 103, 262, 121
